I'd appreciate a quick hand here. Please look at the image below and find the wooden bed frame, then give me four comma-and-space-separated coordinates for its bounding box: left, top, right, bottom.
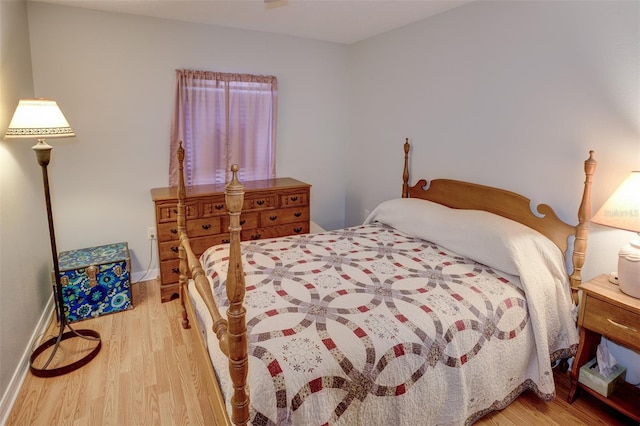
174, 139, 596, 426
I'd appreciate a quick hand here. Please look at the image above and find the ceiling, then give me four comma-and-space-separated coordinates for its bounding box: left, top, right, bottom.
33, 0, 471, 45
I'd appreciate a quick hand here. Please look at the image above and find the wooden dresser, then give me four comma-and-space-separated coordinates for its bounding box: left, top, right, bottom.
150, 178, 311, 302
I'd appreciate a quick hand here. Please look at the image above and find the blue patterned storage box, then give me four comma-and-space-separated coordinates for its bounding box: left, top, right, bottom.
57, 242, 132, 322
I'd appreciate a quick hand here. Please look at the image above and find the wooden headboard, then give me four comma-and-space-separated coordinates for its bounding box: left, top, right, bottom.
400, 138, 597, 295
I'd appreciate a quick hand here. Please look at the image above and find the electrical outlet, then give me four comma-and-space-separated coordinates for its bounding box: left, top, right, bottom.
147, 226, 157, 240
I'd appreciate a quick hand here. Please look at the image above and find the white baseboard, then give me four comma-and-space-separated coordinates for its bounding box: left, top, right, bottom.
131, 268, 159, 284
310, 220, 326, 233
0, 295, 54, 426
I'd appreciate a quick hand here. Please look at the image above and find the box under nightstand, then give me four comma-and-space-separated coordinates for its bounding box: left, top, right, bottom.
568, 274, 640, 422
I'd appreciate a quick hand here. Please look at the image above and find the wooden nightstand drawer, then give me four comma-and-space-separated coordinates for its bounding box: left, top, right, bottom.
583, 295, 640, 351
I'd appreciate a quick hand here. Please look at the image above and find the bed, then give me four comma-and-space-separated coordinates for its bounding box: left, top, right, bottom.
174, 140, 597, 425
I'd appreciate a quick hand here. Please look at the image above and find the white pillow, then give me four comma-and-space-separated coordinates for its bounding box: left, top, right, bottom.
364, 198, 561, 276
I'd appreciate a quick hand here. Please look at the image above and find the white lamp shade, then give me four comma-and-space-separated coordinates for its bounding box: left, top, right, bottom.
591, 171, 640, 233
5, 99, 75, 139
592, 171, 640, 298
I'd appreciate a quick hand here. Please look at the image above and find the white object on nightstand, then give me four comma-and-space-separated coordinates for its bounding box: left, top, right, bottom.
618, 240, 640, 298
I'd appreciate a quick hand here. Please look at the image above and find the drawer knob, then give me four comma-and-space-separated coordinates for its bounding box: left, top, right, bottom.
294, 227, 303, 233
170, 247, 179, 253
251, 234, 261, 240
215, 204, 224, 210
222, 239, 230, 244
607, 318, 638, 333
171, 268, 180, 274
202, 224, 211, 230
290, 196, 298, 202
294, 212, 302, 218
170, 228, 178, 234
257, 200, 265, 206
240, 220, 246, 226
269, 215, 278, 221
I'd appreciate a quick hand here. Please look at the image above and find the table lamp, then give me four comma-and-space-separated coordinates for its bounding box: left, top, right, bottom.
4, 99, 101, 377
591, 171, 640, 298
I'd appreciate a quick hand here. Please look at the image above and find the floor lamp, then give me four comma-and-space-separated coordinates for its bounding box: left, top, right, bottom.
5, 99, 101, 377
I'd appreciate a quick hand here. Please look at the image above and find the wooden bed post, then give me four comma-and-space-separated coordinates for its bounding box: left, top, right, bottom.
224, 164, 250, 426
176, 142, 189, 329
570, 150, 597, 303
402, 138, 410, 198
175, 143, 248, 424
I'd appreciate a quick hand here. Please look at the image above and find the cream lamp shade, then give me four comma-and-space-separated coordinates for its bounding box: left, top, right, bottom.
591, 171, 640, 298
5, 99, 75, 139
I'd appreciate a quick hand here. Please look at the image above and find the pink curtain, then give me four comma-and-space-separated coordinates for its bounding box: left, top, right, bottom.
169, 70, 278, 186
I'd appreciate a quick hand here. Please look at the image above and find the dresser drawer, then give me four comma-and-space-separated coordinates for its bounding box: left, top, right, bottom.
242, 222, 310, 241
200, 196, 227, 217
160, 259, 180, 285
221, 212, 259, 231
582, 295, 640, 351
159, 236, 220, 271
188, 217, 222, 238
157, 217, 222, 242
157, 222, 180, 242
156, 202, 198, 223
280, 192, 308, 207
158, 236, 216, 261
244, 194, 277, 210
260, 207, 309, 226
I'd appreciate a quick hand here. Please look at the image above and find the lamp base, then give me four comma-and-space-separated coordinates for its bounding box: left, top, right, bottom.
29, 323, 101, 378
618, 240, 640, 299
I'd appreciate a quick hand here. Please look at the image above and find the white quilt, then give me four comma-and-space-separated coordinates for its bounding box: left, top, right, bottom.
189, 199, 579, 425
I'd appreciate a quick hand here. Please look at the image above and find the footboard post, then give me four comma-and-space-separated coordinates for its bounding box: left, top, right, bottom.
225, 164, 250, 426
570, 151, 597, 304
176, 142, 190, 329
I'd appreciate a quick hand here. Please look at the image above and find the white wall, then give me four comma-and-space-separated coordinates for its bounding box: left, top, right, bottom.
348, 1, 639, 382
0, 0, 54, 419
26, 1, 349, 278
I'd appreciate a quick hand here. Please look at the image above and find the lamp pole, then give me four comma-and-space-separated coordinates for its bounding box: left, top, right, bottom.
3, 98, 104, 378
28, 139, 102, 377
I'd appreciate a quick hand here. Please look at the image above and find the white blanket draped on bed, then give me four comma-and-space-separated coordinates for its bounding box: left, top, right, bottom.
364, 198, 580, 395
190, 199, 579, 425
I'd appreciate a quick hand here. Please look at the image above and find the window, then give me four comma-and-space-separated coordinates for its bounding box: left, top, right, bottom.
169, 70, 278, 186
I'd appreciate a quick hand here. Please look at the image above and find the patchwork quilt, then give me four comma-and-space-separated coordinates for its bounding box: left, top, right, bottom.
190, 200, 578, 425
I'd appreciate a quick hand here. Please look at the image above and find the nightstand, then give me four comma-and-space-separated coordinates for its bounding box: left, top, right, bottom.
568, 274, 640, 421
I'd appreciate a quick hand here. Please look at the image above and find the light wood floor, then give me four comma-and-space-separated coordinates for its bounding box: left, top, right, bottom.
6, 279, 637, 425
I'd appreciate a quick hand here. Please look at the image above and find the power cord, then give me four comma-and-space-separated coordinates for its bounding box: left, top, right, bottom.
133, 238, 155, 284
